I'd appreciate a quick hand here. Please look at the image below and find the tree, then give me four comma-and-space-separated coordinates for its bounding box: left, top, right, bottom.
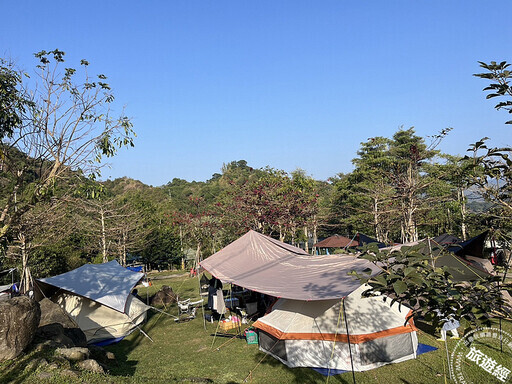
0, 50, 135, 289
472, 60, 512, 244
352, 243, 506, 328
474, 61, 512, 124
333, 137, 396, 243
389, 128, 440, 243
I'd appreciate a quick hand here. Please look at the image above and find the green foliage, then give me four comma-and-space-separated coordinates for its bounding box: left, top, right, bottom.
466, 138, 512, 234
0, 60, 33, 140
353, 242, 506, 328
474, 61, 512, 124
140, 226, 181, 269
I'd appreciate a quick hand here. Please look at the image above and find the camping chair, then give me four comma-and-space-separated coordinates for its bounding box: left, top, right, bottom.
175, 298, 204, 322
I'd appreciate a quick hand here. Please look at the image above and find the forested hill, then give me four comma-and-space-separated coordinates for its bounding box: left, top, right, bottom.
1, 129, 507, 282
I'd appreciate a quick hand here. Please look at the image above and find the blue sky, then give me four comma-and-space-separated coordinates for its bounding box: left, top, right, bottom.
2, 1, 511, 186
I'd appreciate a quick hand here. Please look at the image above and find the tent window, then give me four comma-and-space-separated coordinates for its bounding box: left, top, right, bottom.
358, 333, 414, 365
259, 331, 288, 362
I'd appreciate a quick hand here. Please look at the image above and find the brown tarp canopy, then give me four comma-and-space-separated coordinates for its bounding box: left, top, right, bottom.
200, 230, 380, 301
314, 234, 357, 248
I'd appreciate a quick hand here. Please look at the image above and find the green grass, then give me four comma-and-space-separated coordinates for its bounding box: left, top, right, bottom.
2, 273, 511, 383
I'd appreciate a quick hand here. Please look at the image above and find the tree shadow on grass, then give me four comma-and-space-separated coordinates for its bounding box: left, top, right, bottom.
0, 344, 60, 384
103, 310, 161, 377
251, 351, 352, 384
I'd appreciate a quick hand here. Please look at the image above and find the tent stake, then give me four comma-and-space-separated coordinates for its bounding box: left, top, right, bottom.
342, 298, 356, 384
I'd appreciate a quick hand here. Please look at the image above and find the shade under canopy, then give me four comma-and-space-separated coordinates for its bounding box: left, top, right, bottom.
200, 230, 380, 301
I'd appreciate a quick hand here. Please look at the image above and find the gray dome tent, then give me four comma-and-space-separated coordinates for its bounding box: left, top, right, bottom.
35, 260, 149, 344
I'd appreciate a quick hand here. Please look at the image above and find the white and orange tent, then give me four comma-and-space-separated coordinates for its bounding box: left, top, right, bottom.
253, 284, 417, 372
200, 230, 418, 372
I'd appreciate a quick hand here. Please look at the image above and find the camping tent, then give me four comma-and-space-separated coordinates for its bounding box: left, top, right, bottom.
200, 230, 381, 301
254, 285, 417, 372
381, 238, 491, 281
200, 230, 418, 371
35, 260, 149, 344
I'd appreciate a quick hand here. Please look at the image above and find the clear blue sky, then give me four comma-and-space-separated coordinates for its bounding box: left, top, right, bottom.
2, 1, 511, 186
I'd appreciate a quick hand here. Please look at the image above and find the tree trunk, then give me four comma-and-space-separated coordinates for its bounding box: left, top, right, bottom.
312, 217, 318, 255
100, 207, 108, 263
121, 229, 127, 266
304, 226, 309, 253
459, 188, 467, 241
19, 232, 31, 293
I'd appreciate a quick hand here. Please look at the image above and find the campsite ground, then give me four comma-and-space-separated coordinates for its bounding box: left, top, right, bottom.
1, 271, 511, 384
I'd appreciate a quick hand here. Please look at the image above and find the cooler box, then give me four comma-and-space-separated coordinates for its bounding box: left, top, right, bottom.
224, 297, 239, 309
219, 321, 237, 332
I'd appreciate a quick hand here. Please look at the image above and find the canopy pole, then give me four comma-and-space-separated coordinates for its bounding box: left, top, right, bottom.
342, 298, 356, 384
326, 298, 345, 383
197, 271, 206, 330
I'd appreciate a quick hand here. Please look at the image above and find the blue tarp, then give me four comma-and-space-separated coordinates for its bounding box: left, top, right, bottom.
126, 266, 143, 273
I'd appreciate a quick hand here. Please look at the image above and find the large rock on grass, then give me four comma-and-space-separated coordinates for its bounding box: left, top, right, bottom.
35, 298, 87, 347
0, 296, 41, 361
150, 285, 177, 306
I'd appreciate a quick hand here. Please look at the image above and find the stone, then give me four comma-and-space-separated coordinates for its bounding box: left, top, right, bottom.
88, 345, 117, 365
55, 346, 90, 362
61, 369, 79, 378
36, 371, 53, 379
26, 357, 48, 371
34, 323, 75, 347
36, 298, 87, 347
53, 355, 71, 369
33, 340, 62, 352
38, 298, 78, 328
150, 285, 177, 306
0, 296, 41, 361
78, 358, 105, 374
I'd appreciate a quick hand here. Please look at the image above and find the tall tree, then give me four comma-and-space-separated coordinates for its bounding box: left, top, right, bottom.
389, 128, 439, 243
0, 50, 135, 289
333, 137, 396, 243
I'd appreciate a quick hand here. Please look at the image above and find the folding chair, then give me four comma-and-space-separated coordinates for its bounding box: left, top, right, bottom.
175, 298, 204, 322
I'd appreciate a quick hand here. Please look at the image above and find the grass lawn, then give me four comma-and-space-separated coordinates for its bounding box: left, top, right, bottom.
1, 272, 511, 383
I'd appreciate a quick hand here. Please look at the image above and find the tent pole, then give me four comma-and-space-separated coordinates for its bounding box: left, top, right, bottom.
498, 281, 503, 353
197, 270, 206, 330
342, 298, 356, 384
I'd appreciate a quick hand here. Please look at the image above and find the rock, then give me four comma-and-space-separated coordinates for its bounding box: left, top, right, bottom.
38, 298, 78, 328
36, 371, 53, 379
78, 358, 105, 374
53, 354, 71, 369
55, 346, 90, 362
106, 351, 116, 361
26, 357, 48, 371
150, 285, 177, 306
64, 327, 87, 347
0, 296, 41, 361
35, 323, 75, 347
88, 345, 117, 365
47, 362, 59, 370
36, 299, 87, 347
33, 340, 62, 352
61, 369, 79, 378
